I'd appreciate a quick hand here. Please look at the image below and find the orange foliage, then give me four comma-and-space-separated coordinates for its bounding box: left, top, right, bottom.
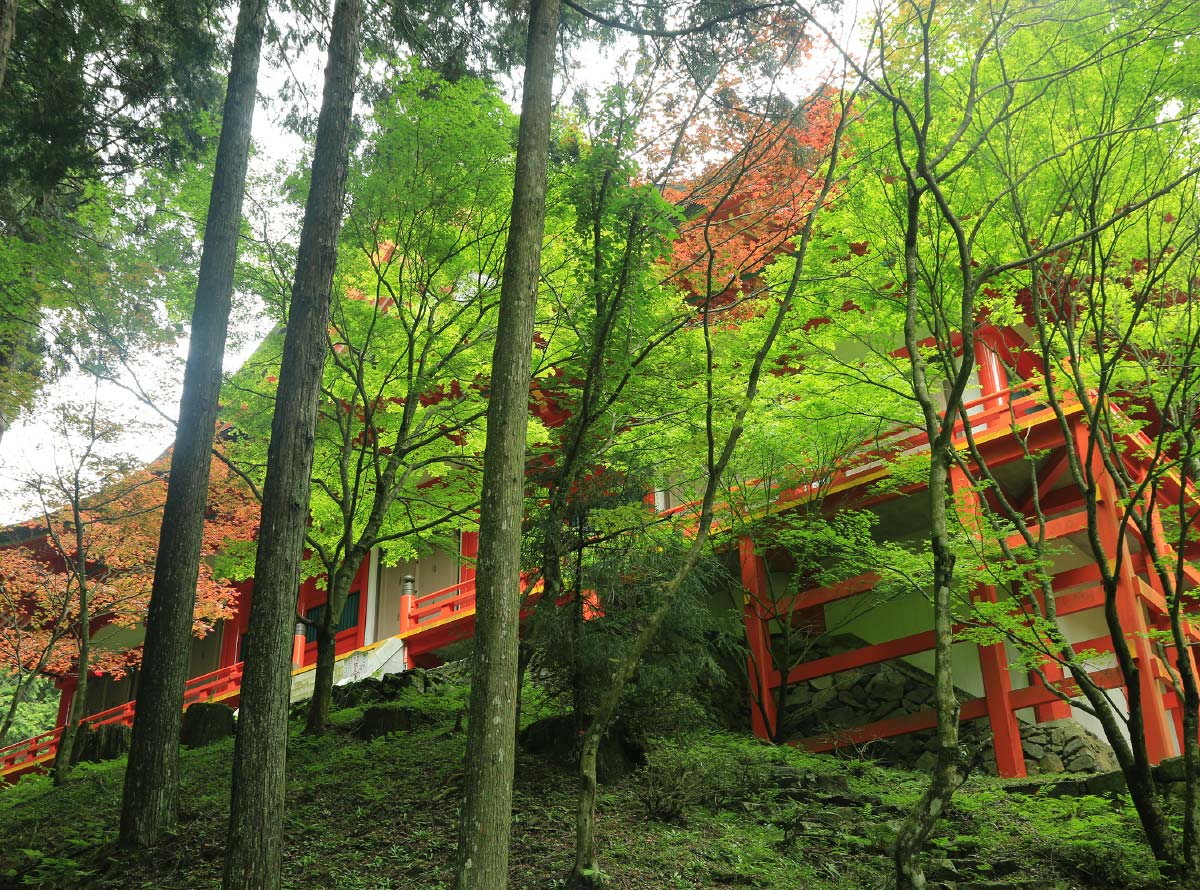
0, 454, 258, 680
663, 88, 839, 312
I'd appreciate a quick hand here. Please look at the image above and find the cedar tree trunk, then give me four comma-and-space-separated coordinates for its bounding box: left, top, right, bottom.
119, 0, 268, 847
452, 1, 560, 887
0, 0, 14, 93
221, 1, 361, 887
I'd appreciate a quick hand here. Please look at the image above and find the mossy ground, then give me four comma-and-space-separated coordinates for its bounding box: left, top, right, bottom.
0, 684, 1165, 889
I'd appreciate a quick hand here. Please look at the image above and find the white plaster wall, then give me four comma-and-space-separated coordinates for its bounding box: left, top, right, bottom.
823, 587, 990, 697
375, 546, 461, 638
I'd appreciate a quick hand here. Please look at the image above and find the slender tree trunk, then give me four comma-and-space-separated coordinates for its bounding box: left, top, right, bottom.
119, 0, 268, 848
54, 579, 89, 785
221, 2, 361, 887
0, 0, 14, 94
893, 454, 960, 890
452, 2, 560, 887
304, 563, 357, 735
893, 181, 963, 890
515, 642, 532, 744
0, 669, 31, 744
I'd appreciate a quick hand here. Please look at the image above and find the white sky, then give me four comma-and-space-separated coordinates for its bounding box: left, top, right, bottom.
0, 3, 868, 525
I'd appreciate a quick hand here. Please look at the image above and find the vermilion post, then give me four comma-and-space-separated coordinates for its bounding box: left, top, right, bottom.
53, 680, 74, 729
975, 585, 1026, 777
974, 334, 1007, 414
459, 531, 478, 583
951, 463, 1026, 777
739, 536, 777, 741
291, 624, 306, 669
1086, 434, 1175, 763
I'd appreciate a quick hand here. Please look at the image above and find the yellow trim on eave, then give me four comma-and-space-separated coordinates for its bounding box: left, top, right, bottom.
398, 607, 477, 640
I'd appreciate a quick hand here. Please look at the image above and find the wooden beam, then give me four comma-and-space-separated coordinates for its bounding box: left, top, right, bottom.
785, 571, 882, 611
780, 625, 968, 687
798, 699, 989, 753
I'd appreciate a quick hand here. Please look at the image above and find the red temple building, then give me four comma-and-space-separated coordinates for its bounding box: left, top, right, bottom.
2, 317, 1198, 785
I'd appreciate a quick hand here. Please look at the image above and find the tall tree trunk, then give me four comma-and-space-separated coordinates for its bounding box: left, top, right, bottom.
452, 1, 560, 887
221, 2, 361, 887
0, 0, 15, 94
120, 0, 268, 848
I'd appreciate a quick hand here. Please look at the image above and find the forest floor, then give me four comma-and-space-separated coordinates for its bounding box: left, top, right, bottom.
0, 679, 1169, 889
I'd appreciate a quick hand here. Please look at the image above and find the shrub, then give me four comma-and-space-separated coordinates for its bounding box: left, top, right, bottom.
633, 732, 782, 823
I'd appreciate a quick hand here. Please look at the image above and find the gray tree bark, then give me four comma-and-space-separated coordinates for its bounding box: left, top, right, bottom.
892, 180, 966, 890
452, 1, 560, 887
119, 0, 268, 848
0, 0, 14, 94
221, 1, 361, 886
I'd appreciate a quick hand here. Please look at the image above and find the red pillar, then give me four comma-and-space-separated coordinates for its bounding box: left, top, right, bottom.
460, 530, 478, 583
974, 335, 1007, 412
1085, 433, 1175, 763
54, 678, 75, 728
953, 464, 1026, 777
974, 585, 1026, 777
739, 536, 777, 741
291, 623, 307, 669
1142, 508, 1192, 754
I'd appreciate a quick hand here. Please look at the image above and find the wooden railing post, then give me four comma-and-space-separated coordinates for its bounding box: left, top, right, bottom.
291, 622, 307, 669
399, 573, 416, 633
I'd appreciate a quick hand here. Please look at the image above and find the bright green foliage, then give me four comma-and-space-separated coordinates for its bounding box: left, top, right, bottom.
0, 155, 218, 435
530, 94, 697, 499
221, 65, 517, 580
0, 672, 59, 741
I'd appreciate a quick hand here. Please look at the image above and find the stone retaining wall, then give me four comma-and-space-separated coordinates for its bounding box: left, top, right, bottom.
782, 635, 1118, 775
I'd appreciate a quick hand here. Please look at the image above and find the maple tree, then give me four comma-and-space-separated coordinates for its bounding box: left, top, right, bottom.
939, 46, 1200, 879
789, 0, 1200, 881
546, 50, 861, 890
221, 64, 514, 735
0, 398, 255, 776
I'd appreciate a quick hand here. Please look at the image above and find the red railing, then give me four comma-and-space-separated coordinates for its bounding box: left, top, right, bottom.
398, 573, 551, 634
399, 577, 478, 633
1, 659, 246, 780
